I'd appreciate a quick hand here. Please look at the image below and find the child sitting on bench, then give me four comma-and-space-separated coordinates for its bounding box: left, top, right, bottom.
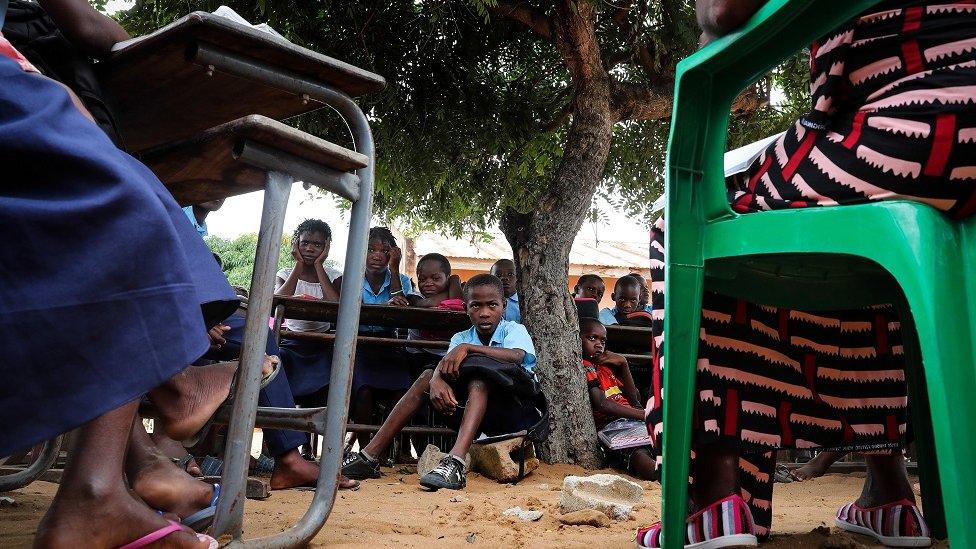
341, 273, 538, 491
599, 275, 653, 327
580, 317, 655, 480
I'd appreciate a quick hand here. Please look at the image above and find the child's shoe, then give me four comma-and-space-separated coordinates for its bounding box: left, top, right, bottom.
341, 451, 381, 480
419, 455, 466, 491
835, 499, 931, 547
635, 494, 757, 549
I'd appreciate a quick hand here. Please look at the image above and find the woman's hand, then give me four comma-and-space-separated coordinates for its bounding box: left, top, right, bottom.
429, 374, 458, 415
290, 242, 306, 272
207, 324, 230, 348
315, 242, 331, 268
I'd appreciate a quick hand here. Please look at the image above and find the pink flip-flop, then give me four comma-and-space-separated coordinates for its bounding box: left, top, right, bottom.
117, 520, 218, 549
835, 499, 931, 547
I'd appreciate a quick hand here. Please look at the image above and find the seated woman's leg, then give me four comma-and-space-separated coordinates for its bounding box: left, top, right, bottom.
126, 421, 214, 519
35, 401, 209, 549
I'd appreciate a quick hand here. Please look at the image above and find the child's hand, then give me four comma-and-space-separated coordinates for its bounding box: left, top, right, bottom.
207, 323, 230, 348
388, 295, 410, 307
315, 243, 330, 267
429, 375, 458, 415
438, 344, 469, 378
388, 246, 402, 271
291, 242, 305, 271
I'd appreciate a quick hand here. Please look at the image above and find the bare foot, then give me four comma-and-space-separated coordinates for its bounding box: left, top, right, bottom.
792, 451, 837, 481
150, 434, 203, 477
129, 452, 215, 519
35, 482, 210, 548
269, 450, 359, 490
151, 357, 276, 441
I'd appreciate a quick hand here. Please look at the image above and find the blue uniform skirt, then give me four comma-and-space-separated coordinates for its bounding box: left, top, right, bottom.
0, 57, 238, 455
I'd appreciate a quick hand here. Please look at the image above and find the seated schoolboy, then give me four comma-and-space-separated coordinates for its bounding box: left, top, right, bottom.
573, 274, 606, 303
599, 275, 643, 325
334, 227, 419, 447
490, 258, 521, 323
341, 274, 538, 491
580, 318, 655, 480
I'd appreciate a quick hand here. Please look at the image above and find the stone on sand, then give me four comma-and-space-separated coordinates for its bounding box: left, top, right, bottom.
469, 437, 539, 482
558, 509, 611, 527
559, 474, 644, 520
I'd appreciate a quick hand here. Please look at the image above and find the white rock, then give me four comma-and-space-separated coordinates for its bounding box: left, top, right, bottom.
503, 506, 544, 521
559, 474, 644, 520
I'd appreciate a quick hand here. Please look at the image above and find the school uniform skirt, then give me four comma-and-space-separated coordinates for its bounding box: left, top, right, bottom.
0, 55, 238, 456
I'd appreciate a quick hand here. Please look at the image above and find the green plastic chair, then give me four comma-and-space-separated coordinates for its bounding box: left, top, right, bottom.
660, 1, 976, 547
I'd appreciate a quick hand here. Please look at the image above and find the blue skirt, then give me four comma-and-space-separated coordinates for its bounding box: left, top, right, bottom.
0, 58, 238, 455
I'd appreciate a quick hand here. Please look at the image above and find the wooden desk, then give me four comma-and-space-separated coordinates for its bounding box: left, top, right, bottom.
272, 296, 654, 365
101, 11, 386, 153
141, 115, 366, 205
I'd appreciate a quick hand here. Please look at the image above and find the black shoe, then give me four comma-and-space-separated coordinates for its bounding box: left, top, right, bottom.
419, 455, 466, 491
341, 451, 381, 480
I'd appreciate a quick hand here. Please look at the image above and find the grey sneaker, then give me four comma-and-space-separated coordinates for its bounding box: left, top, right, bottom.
341, 451, 381, 480
419, 455, 466, 491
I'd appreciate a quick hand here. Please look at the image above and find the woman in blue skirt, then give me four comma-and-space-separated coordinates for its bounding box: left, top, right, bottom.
0, 3, 237, 545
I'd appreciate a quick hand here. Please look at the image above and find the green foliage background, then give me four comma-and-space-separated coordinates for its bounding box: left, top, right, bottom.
205, 233, 340, 288
117, 1, 810, 236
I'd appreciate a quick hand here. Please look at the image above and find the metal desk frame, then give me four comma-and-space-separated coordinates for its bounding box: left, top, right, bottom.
196, 47, 376, 547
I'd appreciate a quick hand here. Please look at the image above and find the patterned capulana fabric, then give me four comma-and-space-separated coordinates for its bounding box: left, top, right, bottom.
647, 1, 976, 538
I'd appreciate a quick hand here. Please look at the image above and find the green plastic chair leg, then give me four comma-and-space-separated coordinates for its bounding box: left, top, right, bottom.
896, 304, 946, 539
661, 265, 705, 549
894, 263, 976, 546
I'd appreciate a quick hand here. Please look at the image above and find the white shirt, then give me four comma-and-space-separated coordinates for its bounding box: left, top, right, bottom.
276, 266, 341, 333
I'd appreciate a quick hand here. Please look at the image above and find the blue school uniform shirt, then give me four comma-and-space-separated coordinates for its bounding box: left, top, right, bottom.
448, 319, 536, 373
643, 304, 653, 314
182, 206, 208, 237
503, 293, 521, 323
599, 307, 619, 326
360, 269, 416, 333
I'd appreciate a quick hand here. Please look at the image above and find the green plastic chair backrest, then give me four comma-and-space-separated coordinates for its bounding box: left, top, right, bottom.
665, 0, 883, 269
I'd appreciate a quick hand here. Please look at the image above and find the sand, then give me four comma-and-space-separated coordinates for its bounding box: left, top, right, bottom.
0, 464, 947, 548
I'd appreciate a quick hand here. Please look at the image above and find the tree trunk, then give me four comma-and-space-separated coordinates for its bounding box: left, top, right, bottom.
499, 2, 615, 468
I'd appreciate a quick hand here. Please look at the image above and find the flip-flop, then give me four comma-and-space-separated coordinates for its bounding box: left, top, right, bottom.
835, 499, 931, 547
182, 358, 281, 448
774, 464, 793, 483
182, 483, 220, 533
117, 520, 218, 549
635, 494, 757, 549
199, 455, 223, 477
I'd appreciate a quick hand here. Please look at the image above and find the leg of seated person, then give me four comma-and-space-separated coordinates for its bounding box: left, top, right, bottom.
859, 453, 915, 507
126, 421, 214, 519
446, 379, 490, 459
351, 386, 376, 449
361, 370, 435, 459
35, 401, 208, 549
148, 361, 238, 441
149, 355, 276, 441
629, 448, 658, 481
149, 432, 202, 477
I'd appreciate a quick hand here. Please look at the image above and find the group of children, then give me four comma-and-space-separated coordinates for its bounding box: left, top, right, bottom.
269, 218, 657, 490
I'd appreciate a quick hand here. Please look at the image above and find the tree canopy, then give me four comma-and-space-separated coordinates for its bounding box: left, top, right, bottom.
118, 1, 806, 231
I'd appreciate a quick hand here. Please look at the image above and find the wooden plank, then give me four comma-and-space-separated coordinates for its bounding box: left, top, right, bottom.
101, 11, 385, 152
274, 297, 472, 332
140, 115, 367, 205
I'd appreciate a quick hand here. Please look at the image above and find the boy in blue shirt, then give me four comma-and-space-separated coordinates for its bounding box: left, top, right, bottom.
490, 258, 521, 323
599, 275, 642, 325
342, 274, 538, 491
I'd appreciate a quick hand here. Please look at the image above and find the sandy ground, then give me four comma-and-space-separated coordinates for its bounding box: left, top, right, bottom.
0, 464, 946, 548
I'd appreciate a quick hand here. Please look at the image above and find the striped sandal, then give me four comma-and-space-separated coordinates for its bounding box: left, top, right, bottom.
835, 499, 931, 547
635, 494, 757, 549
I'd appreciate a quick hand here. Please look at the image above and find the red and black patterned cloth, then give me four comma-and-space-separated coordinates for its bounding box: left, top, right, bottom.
647, 1, 976, 537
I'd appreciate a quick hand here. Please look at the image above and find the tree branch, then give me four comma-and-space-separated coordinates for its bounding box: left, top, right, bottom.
610, 81, 672, 122
488, 1, 552, 40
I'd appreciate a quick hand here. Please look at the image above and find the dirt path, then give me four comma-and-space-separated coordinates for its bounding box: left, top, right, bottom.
0, 464, 945, 548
